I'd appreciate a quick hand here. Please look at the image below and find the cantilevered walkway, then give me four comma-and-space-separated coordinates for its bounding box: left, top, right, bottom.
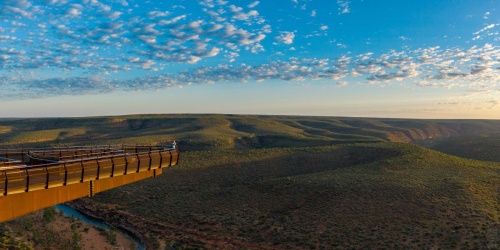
0, 143, 179, 223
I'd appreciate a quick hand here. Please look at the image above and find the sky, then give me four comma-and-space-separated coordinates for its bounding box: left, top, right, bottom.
0, 0, 499, 118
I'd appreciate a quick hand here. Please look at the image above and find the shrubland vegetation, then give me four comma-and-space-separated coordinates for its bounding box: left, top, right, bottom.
2, 207, 135, 250
1, 208, 81, 250
1, 114, 499, 249
82, 143, 499, 249
0, 228, 33, 250
426, 133, 500, 162
1, 114, 500, 149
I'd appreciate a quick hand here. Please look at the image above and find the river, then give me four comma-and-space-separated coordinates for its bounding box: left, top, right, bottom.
55, 204, 145, 250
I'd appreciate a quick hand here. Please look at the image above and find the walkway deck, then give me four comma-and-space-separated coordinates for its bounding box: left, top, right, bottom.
0, 143, 179, 223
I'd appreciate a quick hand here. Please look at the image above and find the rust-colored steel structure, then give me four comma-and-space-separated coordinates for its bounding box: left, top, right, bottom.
0, 143, 179, 223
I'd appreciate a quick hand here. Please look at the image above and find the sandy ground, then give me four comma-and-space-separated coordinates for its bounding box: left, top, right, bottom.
7, 209, 137, 250
51, 215, 137, 250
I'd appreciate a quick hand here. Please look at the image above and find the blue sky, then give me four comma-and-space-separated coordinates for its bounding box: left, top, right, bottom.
0, 0, 499, 118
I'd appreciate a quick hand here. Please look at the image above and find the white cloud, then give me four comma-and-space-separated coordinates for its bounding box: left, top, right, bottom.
275, 31, 295, 44
141, 60, 154, 69
127, 57, 140, 63
247, 1, 259, 8
66, 8, 81, 16
147, 11, 170, 17
0, 35, 16, 42
158, 15, 187, 26
205, 47, 221, 57
3, 42, 499, 100
337, 0, 350, 14
217, 0, 228, 6
1, 0, 499, 102
262, 24, 272, 33
0, 0, 272, 70
115, 0, 128, 6
229, 5, 259, 21
10, 21, 27, 27
199, 0, 215, 8
187, 56, 202, 64
107, 11, 122, 19
473, 23, 497, 35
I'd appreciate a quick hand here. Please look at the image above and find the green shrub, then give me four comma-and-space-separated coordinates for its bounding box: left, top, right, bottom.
42, 207, 57, 224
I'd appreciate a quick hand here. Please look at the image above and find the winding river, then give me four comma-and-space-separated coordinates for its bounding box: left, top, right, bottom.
55, 204, 145, 250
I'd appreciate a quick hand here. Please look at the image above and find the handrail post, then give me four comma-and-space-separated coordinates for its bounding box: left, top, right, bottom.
80, 160, 84, 183
136, 154, 140, 172
110, 157, 115, 177
158, 150, 163, 168
63, 163, 68, 186
148, 152, 152, 170
3, 170, 8, 195
45, 167, 49, 189
124, 155, 129, 175
25, 169, 29, 192
4, 171, 8, 196
96, 158, 100, 180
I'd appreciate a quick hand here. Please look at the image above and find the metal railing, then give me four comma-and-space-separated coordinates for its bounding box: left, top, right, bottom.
0, 144, 179, 196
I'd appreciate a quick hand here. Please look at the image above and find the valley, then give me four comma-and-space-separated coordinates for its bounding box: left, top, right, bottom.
1, 114, 499, 249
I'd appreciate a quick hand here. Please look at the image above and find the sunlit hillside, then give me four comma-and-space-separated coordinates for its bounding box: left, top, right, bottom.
1, 114, 500, 149
1, 115, 499, 249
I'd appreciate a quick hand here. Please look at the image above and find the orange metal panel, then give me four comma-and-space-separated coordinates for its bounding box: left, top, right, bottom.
6, 169, 27, 195
125, 155, 139, 174
65, 161, 83, 184
93, 169, 160, 194
159, 151, 172, 168
0, 181, 90, 223
137, 154, 151, 172
112, 156, 127, 177
171, 150, 179, 165
0, 171, 6, 196
155, 167, 162, 176
150, 152, 161, 169
82, 159, 98, 181
47, 165, 65, 188
97, 158, 113, 179
26, 168, 47, 191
